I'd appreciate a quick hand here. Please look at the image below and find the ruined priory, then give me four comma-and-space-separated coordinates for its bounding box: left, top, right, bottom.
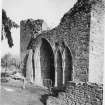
20, 0, 104, 88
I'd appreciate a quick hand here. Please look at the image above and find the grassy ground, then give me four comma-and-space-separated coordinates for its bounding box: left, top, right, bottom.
0, 79, 49, 105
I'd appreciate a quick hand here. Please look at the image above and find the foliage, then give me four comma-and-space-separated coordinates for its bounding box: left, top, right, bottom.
11, 57, 24, 71
1, 54, 23, 73
2, 9, 19, 47
1, 53, 12, 69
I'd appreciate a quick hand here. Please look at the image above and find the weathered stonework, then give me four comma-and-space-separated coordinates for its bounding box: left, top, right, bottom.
20, 19, 49, 60
47, 82, 103, 105
27, 0, 91, 83
20, 0, 104, 87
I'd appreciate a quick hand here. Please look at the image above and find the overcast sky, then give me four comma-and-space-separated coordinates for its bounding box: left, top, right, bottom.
1, 0, 77, 57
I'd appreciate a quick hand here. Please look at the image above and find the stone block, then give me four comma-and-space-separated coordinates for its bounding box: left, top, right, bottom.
47, 96, 60, 105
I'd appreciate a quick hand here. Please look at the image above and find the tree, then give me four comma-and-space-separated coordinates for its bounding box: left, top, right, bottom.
1, 54, 23, 74
11, 57, 23, 72
1, 53, 12, 73
1, 9, 19, 47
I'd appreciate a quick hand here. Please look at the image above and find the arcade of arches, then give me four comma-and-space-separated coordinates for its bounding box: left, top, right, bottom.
26, 38, 73, 87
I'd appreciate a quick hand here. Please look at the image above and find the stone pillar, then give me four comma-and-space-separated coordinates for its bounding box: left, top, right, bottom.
26, 49, 33, 83
34, 45, 43, 86
63, 47, 72, 85
55, 50, 63, 87
62, 49, 65, 85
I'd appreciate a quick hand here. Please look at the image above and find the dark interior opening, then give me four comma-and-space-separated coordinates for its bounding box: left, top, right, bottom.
40, 38, 55, 86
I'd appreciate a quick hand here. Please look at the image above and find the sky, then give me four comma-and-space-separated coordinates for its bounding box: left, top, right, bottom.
1, 0, 77, 57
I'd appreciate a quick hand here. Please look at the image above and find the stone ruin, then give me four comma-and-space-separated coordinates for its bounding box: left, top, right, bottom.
20, 0, 104, 104
47, 81, 103, 105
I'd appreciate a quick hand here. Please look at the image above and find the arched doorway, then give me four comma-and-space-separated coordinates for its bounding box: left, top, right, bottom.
55, 49, 63, 87
62, 46, 72, 85
40, 38, 55, 87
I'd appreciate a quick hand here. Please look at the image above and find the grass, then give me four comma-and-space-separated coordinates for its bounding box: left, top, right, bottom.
1, 79, 49, 105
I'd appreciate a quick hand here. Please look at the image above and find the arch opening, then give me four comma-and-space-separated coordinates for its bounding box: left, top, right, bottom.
40, 38, 55, 87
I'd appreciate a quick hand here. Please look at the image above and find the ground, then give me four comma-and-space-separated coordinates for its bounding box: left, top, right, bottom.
0, 79, 49, 105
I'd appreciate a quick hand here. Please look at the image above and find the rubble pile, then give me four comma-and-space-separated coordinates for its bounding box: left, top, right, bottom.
47, 82, 103, 105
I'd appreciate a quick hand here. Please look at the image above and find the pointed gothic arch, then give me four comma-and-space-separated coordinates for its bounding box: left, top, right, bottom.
40, 38, 55, 86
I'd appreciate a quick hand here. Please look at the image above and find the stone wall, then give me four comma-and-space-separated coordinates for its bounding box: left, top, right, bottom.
20, 19, 49, 60
27, 0, 91, 82
21, 0, 104, 85
89, 0, 105, 84
47, 82, 103, 105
